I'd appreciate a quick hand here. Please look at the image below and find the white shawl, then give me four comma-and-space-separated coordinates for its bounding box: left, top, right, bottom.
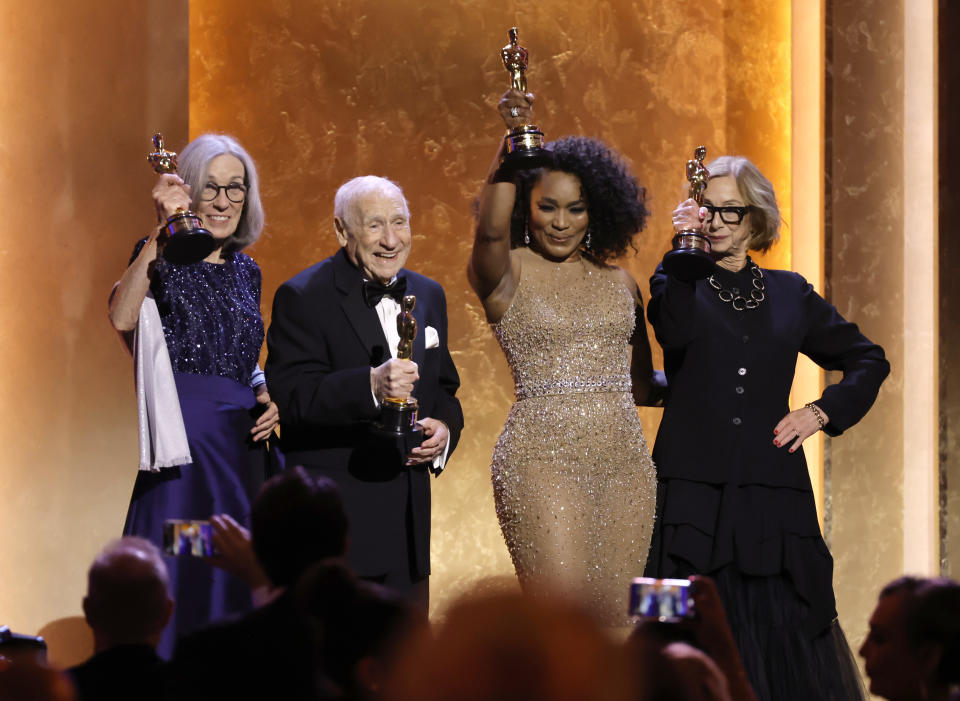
134, 293, 191, 471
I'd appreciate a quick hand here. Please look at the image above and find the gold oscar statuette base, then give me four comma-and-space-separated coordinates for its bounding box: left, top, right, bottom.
373, 396, 421, 437
662, 229, 715, 281
161, 210, 217, 265
501, 125, 553, 173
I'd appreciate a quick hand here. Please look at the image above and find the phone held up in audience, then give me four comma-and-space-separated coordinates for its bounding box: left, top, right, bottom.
629, 577, 695, 622
163, 519, 217, 557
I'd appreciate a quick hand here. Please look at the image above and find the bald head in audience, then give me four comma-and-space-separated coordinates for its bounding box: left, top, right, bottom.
82, 537, 173, 652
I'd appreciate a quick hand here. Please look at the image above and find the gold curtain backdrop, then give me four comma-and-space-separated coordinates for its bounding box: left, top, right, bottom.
188, 0, 790, 618
0, 0, 189, 667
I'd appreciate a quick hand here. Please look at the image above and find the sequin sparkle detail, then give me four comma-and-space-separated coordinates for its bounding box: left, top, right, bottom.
132, 238, 264, 387
490, 252, 656, 625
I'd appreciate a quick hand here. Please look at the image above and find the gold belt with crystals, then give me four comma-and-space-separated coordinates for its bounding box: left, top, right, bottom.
514, 374, 632, 400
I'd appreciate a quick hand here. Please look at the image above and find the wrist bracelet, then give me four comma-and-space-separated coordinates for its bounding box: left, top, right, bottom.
805, 402, 825, 430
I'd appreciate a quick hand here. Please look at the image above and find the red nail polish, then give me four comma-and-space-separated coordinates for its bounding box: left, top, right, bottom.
774, 428, 779, 434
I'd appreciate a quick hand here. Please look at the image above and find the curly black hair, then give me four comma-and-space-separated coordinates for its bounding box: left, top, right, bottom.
509, 137, 648, 262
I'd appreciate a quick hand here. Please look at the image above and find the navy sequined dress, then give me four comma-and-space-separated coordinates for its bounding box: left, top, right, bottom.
122, 239, 281, 658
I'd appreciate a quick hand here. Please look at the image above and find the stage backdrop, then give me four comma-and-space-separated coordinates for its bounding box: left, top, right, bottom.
0, 0, 189, 666
187, 0, 791, 618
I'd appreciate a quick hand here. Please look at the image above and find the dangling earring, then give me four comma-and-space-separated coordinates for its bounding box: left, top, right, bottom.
585, 228, 592, 249
524, 223, 530, 246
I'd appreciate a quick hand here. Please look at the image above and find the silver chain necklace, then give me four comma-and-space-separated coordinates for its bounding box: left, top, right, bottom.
708, 262, 765, 310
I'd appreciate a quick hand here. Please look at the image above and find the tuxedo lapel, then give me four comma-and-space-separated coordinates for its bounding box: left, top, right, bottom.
332, 249, 390, 365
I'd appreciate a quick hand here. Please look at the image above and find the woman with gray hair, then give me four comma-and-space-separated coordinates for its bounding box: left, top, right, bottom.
644, 155, 889, 700
108, 133, 281, 656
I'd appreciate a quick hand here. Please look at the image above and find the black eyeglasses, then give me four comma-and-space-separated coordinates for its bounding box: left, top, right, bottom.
703, 204, 750, 225
200, 183, 247, 203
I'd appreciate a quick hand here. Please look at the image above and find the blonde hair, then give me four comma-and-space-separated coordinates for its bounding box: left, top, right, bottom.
706, 156, 780, 252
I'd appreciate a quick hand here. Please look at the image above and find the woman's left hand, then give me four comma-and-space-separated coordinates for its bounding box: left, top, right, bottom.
773, 404, 830, 452
251, 391, 279, 442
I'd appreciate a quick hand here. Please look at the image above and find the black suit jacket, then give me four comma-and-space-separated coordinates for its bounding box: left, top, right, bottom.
266, 248, 463, 579
648, 263, 889, 489
67, 644, 166, 701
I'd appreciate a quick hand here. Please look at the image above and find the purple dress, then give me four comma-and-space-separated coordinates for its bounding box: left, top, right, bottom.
122, 239, 281, 658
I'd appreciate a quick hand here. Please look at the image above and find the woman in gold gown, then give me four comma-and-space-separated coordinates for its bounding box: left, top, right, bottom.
467, 88, 658, 623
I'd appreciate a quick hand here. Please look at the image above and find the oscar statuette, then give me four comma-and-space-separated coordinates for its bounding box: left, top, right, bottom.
373, 295, 423, 449
662, 145, 716, 281
147, 133, 217, 265
499, 26, 552, 172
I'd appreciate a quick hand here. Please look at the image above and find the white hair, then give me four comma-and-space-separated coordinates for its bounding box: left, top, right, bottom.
178, 133, 265, 252
334, 175, 409, 229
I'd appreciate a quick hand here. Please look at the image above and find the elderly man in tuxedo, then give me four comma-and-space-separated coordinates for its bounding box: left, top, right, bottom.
266, 176, 463, 608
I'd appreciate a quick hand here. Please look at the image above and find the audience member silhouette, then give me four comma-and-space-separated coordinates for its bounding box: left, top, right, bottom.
627, 623, 733, 701
384, 590, 635, 701
0, 661, 78, 701
294, 561, 425, 699
625, 576, 756, 701
167, 466, 348, 700
66, 537, 172, 701
860, 576, 960, 701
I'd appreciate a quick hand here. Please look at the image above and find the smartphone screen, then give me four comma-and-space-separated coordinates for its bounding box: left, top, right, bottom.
162, 519, 215, 557
628, 577, 695, 621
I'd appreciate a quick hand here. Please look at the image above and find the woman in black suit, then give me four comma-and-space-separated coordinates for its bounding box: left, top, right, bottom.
644, 156, 888, 701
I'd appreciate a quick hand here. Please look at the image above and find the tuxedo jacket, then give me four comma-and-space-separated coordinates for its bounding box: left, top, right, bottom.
265, 248, 463, 579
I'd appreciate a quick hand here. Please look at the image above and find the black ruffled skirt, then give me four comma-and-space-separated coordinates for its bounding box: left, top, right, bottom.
645, 478, 866, 701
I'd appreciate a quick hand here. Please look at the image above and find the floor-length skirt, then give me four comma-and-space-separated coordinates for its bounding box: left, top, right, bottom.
645, 477, 866, 701
492, 391, 656, 625
123, 373, 282, 658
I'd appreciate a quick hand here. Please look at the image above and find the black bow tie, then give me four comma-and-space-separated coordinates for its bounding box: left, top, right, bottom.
362, 277, 406, 307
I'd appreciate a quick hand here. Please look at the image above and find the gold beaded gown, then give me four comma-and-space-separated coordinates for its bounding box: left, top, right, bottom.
491, 250, 656, 624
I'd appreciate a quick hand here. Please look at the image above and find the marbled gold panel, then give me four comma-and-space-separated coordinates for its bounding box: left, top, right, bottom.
941, 0, 960, 579
189, 0, 791, 618
827, 0, 905, 671
724, 0, 793, 273
0, 0, 189, 665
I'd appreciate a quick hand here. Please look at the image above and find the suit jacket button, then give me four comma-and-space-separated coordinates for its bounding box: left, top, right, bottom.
738, 367, 747, 376
732, 417, 742, 426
